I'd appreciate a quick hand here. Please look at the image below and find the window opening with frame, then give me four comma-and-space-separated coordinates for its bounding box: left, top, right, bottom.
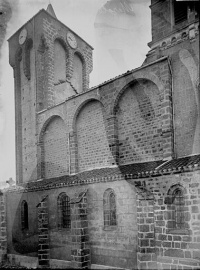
103, 189, 117, 227
172, 188, 185, 229
174, 0, 199, 25
165, 184, 188, 232
58, 193, 71, 229
21, 200, 29, 230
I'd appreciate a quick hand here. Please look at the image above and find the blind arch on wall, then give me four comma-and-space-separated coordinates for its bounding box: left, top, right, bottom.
76, 100, 111, 172
42, 116, 69, 179
71, 52, 83, 94
115, 79, 162, 165
54, 39, 67, 84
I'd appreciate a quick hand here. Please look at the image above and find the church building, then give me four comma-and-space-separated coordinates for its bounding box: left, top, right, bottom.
0, 0, 199, 269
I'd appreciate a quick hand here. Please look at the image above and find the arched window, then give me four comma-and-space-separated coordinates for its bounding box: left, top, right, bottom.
165, 185, 187, 231
58, 193, 71, 229
172, 188, 185, 229
21, 200, 29, 230
103, 189, 117, 227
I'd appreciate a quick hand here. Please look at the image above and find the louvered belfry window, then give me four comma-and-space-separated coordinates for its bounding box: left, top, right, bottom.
174, 0, 199, 25
103, 189, 117, 227
21, 200, 29, 230
58, 193, 71, 229
174, 0, 188, 24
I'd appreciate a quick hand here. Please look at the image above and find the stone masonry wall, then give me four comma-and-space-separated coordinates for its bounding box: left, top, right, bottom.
4, 169, 200, 269
150, 0, 199, 47
136, 171, 200, 270
87, 180, 138, 269
165, 43, 199, 157
20, 47, 37, 183
9, 11, 174, 183
43, 116, 69, 179
76, 100, 113, 172
36, 58, 173, 178
70, 191, 90, 269
71, 53, 84, 94
36, 33, 49, 112
117, 79, 163, 164
136, 192, 157, 270
150, 0, 172, 44
149, 1, 199, 158
13, 50, 23, 185
42, 14, 93, 106
5, 178, 138, 269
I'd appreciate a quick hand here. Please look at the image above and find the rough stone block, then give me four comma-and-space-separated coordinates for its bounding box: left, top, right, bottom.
164, 249, 184, 258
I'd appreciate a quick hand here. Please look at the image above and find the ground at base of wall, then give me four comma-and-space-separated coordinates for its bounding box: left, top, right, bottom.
91, 264, 128, 270
0, 262, 28, 269
5, 254, 129, 269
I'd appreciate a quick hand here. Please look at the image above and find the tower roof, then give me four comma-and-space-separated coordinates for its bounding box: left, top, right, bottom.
46, 3, 57, 19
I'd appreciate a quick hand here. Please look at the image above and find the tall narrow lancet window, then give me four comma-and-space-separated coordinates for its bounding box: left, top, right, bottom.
172, 188, 185, 229
54, 40, 66, 84
57, 193, 71, 229
21, 200, 29, 230
103, 189, 117, 227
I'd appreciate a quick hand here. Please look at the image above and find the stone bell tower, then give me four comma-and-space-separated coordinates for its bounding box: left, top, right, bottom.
8, 4, 93, 184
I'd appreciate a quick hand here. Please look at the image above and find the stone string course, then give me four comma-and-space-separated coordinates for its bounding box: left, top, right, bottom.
150, 21, 199, 52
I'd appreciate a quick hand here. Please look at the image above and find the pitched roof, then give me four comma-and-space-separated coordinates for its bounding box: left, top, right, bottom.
155, 154, 200, 173
119, 160, 164, 175
13, 154, 200, 192
20, 160, 164, 191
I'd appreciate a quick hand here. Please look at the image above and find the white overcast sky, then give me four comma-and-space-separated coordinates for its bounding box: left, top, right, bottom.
0, 0, 151, 185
